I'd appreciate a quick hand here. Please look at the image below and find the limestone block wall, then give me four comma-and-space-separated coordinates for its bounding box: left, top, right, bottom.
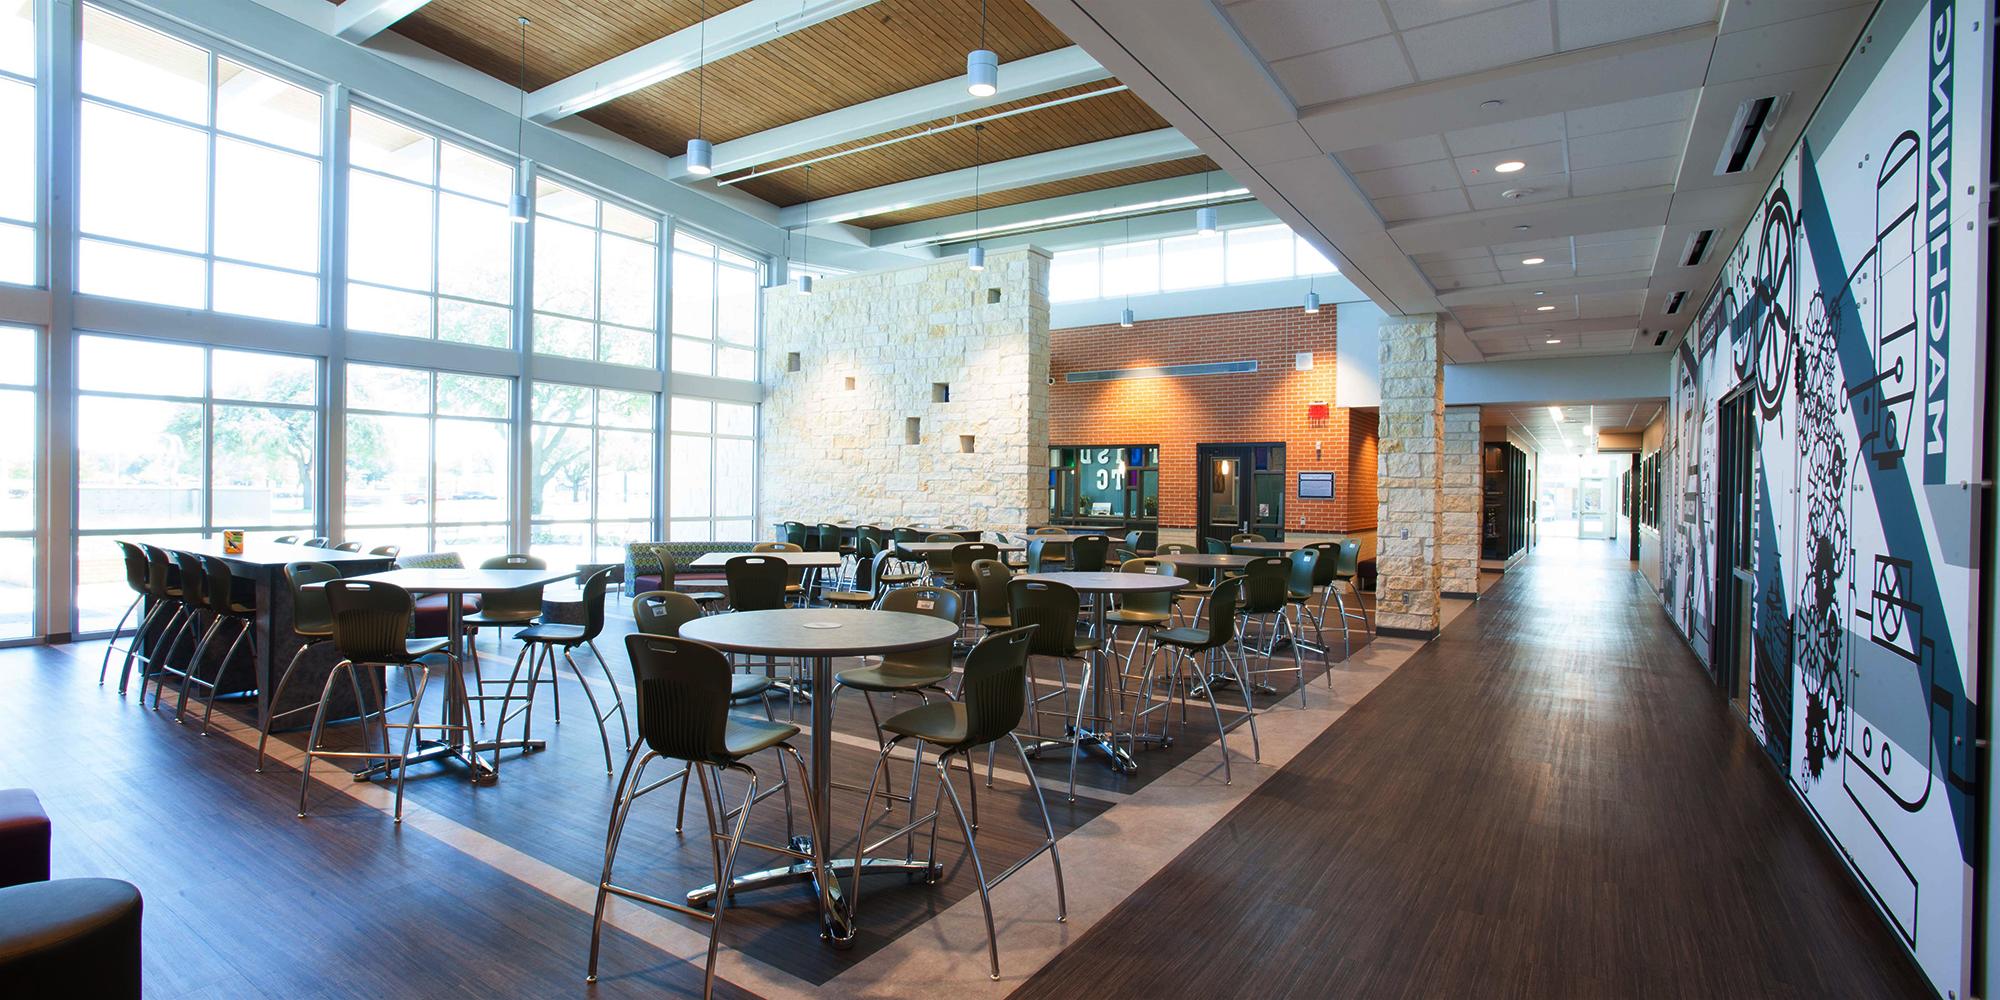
1375, 314, 1443, 635
760, 248, 1051, 531
1440, 405, 1481, 596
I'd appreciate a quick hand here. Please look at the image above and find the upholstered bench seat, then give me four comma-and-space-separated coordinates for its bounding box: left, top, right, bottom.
0, 877, 143, 998
0, 789, 49, 889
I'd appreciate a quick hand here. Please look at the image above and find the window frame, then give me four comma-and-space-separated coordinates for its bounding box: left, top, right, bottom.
528, 379, 658, 564
669, 227, 762, 382
667, 395, 757, 542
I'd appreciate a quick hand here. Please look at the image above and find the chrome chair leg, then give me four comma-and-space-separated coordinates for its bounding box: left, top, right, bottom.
560, 647, 616, 774
98, 594, 142, 685
257, 638, 321, 772
936, 753, 1001, 981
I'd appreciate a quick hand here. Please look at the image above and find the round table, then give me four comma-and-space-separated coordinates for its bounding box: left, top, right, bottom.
1014, 571, 1187, 774
678, 608, 959, 946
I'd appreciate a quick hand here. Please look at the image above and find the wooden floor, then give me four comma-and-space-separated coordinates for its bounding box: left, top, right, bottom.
1014, 538, 1936, 1000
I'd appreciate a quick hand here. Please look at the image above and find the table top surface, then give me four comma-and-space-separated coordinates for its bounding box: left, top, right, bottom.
1230, 540, 1303, 554
690, 550, 845, 567
324, 567, 579, 593
893, 541, 1025, 555
1014, 570, 1189, 593
1151, 553, 1254, 569
1016, 533, 1117, 544
126, 538, 397, 568
680, 608, 960, 657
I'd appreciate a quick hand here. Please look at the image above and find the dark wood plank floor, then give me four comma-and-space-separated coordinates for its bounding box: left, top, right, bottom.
1013, 538, 1937, 1000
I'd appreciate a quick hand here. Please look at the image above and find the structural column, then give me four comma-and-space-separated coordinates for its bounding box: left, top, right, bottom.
1440, 405, 1482, 597
1374, 315, 1444, 637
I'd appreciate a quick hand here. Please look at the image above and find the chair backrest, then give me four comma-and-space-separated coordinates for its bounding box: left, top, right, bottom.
1025, 537, 1066, 574
139, 544, 175, 598
624, 633, 737, 764
782, 522, 809, 547
1304, 542, 1341, 586
171, 550, 207, 608
849, 548, 887, 594
1008, 578, 1084, 658
632, 589, 702, 637
856, 535, 882, 561
1156, 542, 1196, 556
814, 523, 841, 552
1125, 529, 1158, 553
479, 554, 549, 616
856, 525, 886, 554
369, 544, 401, 558
397, 551, 464, 570
924, 532, 958, 544
957, 625, 1038, 748
754, 541, 802, 552
322, 579, 418, 663
1032, 526, 1067, 535
1287, 547, 1319, 597
333, 541, 363, 552
303, 537, 331, 548
891, 526, 922, 544
285, 561, 340, 636
1118, 558, 1179, 616
1241, 556, 1289, 613
1203, 537, 1231, 555
1198, 577, 1242, 646
879, 585, 960, 625
724, 555, 788, 612
1230, 532, 1265, 543
1335, 538, 1361, 578
1068, 534, 1110, 572
197, 555, 239, 614
950, 542, 998, 586
572, 567, 613, 640
971, 558, 1011, 621
115, 541, 148, 593
1112, 547, 1138, 564
272, 535, 300, 544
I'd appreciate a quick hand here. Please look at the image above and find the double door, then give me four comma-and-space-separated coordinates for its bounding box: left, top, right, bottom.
1195, 443, 1285, 549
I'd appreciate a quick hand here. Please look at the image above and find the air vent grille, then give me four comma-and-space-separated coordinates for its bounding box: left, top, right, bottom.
1680, 229, 1715, 266
1064, 360, 1258, 383
1664, 291, 1688, 315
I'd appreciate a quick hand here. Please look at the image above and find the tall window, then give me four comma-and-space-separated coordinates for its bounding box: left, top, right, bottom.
0, 0, 35, 286
534, 178, 659, 366
78, 6, 324, 322
670, 233, 757, 380
530, 382, 654, 567
74, 334, 319, 629
1049, 223, 1339, 303
346, 108, 514, 347
668, 397, 753, 541
343, 364, 510, 560
0, 325, 36, 638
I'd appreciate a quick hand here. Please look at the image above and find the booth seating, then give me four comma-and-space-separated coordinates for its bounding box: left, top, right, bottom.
0, 789, 144, 998
397, 552, 483, 638
621, 541, 756, 597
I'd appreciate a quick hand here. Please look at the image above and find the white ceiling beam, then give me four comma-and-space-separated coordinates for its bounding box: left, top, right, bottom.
867, 171, 1247, 249
332, 0, 435, 43
525, 0, 882, 123
681, 46, 1109, 177
778, 128, 1198, 227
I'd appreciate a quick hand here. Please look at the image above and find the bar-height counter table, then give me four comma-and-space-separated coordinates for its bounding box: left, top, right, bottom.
122, 540, 396, 725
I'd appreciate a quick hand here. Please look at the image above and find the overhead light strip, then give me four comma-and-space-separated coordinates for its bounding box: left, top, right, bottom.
714, 85, 1132, 187
909, 188, 1254, 246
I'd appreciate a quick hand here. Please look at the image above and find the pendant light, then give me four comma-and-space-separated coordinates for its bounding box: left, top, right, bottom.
685, 0, 714, 174
966, 0, 998, 97
796, 165, 814, 294
1194, 170, 1217, 235
509, 16, 531, 223
967, 125, 986, 271
1303, 274, 1320, 314
1118, 215, 1135, 328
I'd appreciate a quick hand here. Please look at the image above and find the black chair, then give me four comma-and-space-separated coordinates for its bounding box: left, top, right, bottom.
368, 544, 401, 558
781, 521, 809, 548
632, 590, 775, 719
173, 554, 259, 734
1238, 555, 1307, 706
751, 542, 809, 604
256, 561, 342, 773
589, 634, 820, 1000
145, 550, 215, 712
1106, 557, 1178, 690
122, 544, 189, 698
830, 588, 961, 827
947, 542, 998, 637
822, 549, 890, 608
98, 542, 149, 687
333, 541, 363, 552
849, 626, 1065, 981
299, 579, 454, 822
971, 558, 1013, 633
1141, 577, 1252, 782
464, 554, 548, 713
271, 535, 300, 544
1331, 538, 1369, 635
1066, 534, 1110, 572
302, 537, 331, 548
491, 568, 626, 775
1123, 529, 1157, 556
1287, 546, 1339, 665
724, 554, 801, 707
1006, 578, 1099, 802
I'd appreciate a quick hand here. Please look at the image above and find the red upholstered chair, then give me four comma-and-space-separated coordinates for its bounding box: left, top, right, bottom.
0, 788, 50, 888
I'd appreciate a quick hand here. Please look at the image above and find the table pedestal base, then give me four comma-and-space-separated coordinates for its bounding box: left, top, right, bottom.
683, 835, 938, 946
351, 736, 547, 785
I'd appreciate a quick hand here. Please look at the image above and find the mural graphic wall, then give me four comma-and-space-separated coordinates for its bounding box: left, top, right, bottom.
1658, 1, 1990, 996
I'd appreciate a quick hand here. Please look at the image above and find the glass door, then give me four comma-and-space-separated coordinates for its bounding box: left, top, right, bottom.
1195, 443, 1285, 547
1577, 476, 1616, 539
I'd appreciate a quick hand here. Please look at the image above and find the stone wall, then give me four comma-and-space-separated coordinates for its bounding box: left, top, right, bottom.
760, 248, 1050, 531
1374, 314, 1443, 636
1440, 405, 1481, 596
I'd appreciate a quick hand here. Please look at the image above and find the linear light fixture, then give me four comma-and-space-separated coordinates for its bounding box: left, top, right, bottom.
914, 187, 1254, 246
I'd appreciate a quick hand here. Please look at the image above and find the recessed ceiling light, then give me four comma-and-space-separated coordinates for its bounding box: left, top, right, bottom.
1495, 160, 1525, 173
1536, 305, 1556, 311
1546, 338, 1561, 344
1513, 224, 1531, 231
1521, 257, 1545, 265
1533, 289, 1547, 295
1481, 99, 1505, 110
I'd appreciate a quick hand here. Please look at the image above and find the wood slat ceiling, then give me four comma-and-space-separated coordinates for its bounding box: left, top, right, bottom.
727, 84, 1168, 205
386, 0, 759, 92
859, 155, 1215, 229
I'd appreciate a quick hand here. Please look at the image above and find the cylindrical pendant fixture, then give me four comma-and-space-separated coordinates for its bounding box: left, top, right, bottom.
1196, 205, 1217, 236
686, 138, 713, 175
509, 189, 530, 224
797, 274, 813, 295
966, 49, 999, 97
1303, 290, 1321, 314
1120, 307, 1135, 328
967, 245, 985, 272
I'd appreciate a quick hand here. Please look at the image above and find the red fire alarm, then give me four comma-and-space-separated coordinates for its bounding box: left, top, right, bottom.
1307, 401, 1330, 421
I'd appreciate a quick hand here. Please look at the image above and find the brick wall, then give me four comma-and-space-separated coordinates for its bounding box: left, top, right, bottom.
1048, 307, 1376, 532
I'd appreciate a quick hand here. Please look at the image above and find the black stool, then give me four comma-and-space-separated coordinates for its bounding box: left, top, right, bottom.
0, 878, 143, 998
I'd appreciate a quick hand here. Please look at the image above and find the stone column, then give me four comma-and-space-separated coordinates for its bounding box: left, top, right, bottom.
1375, 315, 1443, 637
1440, 405, 1482, 597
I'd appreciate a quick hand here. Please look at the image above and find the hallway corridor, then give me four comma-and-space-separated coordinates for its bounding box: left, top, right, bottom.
1016, 539, 1936, 999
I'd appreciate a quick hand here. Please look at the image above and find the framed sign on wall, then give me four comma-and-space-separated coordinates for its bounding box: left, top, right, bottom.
1296, 471, 1334, 499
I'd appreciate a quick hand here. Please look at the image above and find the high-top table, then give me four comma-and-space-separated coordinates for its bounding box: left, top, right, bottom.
122, 539, 396, 725
320, 565, 578, 783
678, 607, 959, 946
1014, 570, 1187, 775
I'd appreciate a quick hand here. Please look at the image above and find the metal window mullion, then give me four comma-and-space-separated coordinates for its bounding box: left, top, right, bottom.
323, 84, 349, 543
44, 0, 79, 638
509, 159, 534, 557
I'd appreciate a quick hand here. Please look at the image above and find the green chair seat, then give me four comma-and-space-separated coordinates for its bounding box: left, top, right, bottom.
1151, 626, 1212, 648
977, 613, 1013, 630
879, 570, 923, 584
879, 701, 972, 748
834, 657, 953, 693
724, 715, 799, 757
821, 589, 876, 606
731, 674, 776, 700
1106, 607, 1172, 626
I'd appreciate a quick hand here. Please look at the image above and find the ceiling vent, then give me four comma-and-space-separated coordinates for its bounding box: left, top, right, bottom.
1664, 290, 1688, 315
1680, 229, 1715, 267
1713, 94, 1790, 176
1653, 330, 1668, 347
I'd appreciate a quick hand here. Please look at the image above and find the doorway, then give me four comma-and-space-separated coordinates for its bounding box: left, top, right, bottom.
1195, 443, 1285, 548
1713, 387, 1758, 707
1577, 475, 1617, 539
